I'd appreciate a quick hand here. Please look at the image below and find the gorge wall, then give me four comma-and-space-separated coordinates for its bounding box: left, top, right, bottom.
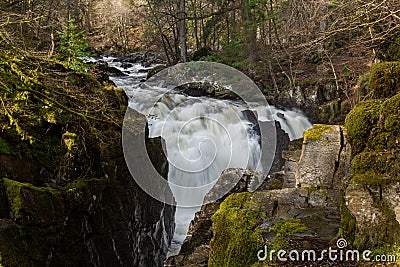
0, 53, 175, 267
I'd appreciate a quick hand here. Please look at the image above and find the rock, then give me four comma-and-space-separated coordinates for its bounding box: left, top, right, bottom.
0, 54, 175, 267
343, 92, 400, 249
382, 183, 400, 224
147, 65, 167, 80
166, 168, 279, 266
240, 110, 290, 174
296, 124, 342, 189
94, 62, 125, 77
172, 81, 239, 100
91, 62, 125, 86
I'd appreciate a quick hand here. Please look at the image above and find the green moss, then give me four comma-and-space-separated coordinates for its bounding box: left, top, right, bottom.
2, 178, 61, 226
303, 124, 333, 141
269, 218, 307, 252
271, 218, 307, 238
64, 177, 108, 209
366, 131, 396, 151
209, 192, 264, 267
345, 100, 382, 155
340, 203, 356, 245
351, 151, 399, 185
369, 62, 400, 99
380, 93, 400, 133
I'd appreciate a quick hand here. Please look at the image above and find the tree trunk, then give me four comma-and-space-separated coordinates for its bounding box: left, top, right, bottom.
179, 0, 187, 62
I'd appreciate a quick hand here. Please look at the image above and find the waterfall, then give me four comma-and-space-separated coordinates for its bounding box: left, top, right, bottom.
104, 58, 312, 256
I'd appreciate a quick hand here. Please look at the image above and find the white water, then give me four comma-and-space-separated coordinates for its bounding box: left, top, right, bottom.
104, 58, 312, 256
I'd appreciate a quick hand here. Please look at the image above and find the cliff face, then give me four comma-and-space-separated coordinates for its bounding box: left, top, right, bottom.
0, 52, 175, 267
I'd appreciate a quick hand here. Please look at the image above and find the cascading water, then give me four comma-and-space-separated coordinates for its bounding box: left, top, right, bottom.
103, 57, 312, 256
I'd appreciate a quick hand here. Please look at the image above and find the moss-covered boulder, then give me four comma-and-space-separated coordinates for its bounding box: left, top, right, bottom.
344, 89, 400, 250
209, 192, 264, 267
369, 62, 400, 99
345, 100, 382, 155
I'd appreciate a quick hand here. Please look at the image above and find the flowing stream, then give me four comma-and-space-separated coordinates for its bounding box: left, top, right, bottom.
103, 57, 312, 256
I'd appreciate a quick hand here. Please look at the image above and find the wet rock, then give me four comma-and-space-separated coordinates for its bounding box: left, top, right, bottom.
173, 82, 239, 100
240, 111, 289, 174
92, 62, 125, 86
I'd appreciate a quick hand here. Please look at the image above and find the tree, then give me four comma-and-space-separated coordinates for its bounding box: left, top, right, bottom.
179, 0, 188, 62
57, 19, 90, 70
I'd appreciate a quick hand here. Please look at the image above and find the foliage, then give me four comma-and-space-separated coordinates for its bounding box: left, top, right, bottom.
199, 41, 249, 71
0, 46, 126, 183
56, 19, 90, 71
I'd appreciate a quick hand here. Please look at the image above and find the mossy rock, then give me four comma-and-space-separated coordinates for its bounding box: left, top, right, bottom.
380, 93, 400, 133
0, 48, 127, 183
345, 100, 382, 155
351, 151, 399, 185
270, 218, 307, 251
64, 177, 108, 209
147, 65, 167, 79
369, 62, 400, 99
209, 192, 264, 267
303, 124, 334, 141
2, 178, 63, 227
366, 131, 397, 151
340, 201, 356, 245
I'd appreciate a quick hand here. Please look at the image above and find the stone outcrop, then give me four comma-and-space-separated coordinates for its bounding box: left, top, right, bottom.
296, 124, 343, 189
0, 54, 175, 267
164, 168, 285, 267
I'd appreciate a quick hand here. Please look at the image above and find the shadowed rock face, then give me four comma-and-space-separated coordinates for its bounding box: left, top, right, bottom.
166, 124, 351, 267
0, 64, 175, 267
0, 148, 175, 267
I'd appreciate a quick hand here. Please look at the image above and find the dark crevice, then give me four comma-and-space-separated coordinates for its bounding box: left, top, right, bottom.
332, 126, 345, 188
